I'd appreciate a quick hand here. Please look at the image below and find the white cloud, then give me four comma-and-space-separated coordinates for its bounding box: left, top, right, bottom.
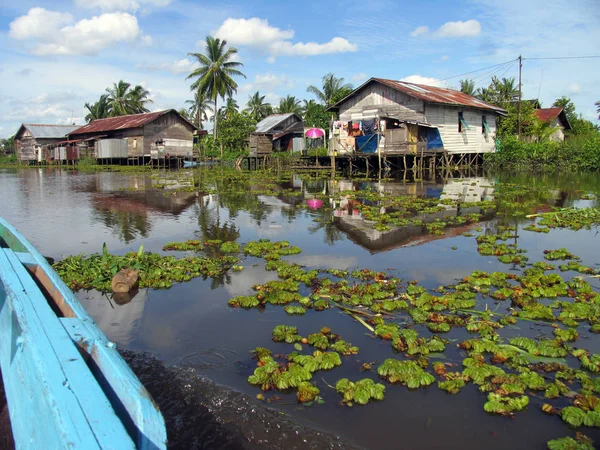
436, 19, 481, 37
215, 17, 358, 60
141, 35, 153, 46
140, 58, 199, 75
410, 20, 481, 39
566, 82, 581, 94
400, 75, 444, 87
9, 9, 142, 56
410, 26, 428, 37
9, 8, 73, 40
239, 73, 294, 93
352, 72, 368, 83
440, 55, 449, 61
75, 0, 173, 12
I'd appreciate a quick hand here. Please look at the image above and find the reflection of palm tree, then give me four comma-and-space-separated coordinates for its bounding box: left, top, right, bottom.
308, 208, 344, 246
91, 207, 151, 244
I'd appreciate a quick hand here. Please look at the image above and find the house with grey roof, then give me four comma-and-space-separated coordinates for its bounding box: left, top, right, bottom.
250, 113, 305, 155
14, 124, 81, 162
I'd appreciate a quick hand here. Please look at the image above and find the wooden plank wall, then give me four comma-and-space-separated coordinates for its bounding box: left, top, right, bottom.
144, 112, 195, 157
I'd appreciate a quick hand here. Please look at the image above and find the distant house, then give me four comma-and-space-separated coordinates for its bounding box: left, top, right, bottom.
327, 78, 506, 156
68, 109, 201, 160
14, 124, 81, 162
251, 113, 305, 154
534, 107, 571, 142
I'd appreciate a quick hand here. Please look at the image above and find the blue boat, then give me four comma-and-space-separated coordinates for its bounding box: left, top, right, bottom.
0, 217, 167, 449
183, 160, 197, 168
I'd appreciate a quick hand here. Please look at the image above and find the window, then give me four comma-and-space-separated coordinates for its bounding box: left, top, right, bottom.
482, 115, 489, 139
458, 112, 470, 132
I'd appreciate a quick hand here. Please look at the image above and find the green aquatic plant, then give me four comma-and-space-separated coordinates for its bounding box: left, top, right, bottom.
483, 392, 529, 415
536, 207, 600, 231
54, 245, 239, 291
162, 240, 204, 251
544, 248, 581, 261
335, 378, 385, 405
297, 382, 320, 403
547, 434, 594, 450
290, 351, 342, 371
272, 325, 302, 343
243, 239, 302, 260
377, 359, 435, 388
284, 305, 306, 315
220, 241, 240, 253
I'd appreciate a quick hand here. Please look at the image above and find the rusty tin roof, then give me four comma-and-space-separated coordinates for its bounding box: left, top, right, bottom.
69, 109, 197, 136
329, 78, 507, 114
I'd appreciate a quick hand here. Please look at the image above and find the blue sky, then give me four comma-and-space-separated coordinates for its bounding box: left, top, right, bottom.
0, 0, 599, 137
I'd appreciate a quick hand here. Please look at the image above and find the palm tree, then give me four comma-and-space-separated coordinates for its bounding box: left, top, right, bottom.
220, 97, 239, 120
490, 76, 519, 104
245, 91, 271, 122
307, 73, 353, 107
186, 90, 214, 129
128, 84, 152, 113
596, 101, 600, 120
105, 80, 152, 117
277, 95, 302, 115
459, 79, 476, 96
84, 94, 110, 122
476, 86, 495, 104
187, 36, 245, 141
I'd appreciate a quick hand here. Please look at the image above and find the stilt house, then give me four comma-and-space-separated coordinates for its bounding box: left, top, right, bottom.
14, 124, 81, 162
250, 113, 305, 155
327, 78, 506, 157
68, 110, 200, 161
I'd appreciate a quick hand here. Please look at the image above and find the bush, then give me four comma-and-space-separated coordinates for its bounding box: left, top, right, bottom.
486, 134, 600, 171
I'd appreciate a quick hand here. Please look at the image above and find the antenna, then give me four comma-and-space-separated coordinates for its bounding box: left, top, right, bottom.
537, 69, 543, 102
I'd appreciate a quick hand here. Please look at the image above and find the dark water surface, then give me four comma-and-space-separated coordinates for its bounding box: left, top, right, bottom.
1, 167, 600, 449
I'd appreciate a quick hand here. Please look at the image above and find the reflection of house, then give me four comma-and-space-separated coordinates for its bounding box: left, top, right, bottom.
327, 78, 506, 156
68, 110, 201, 160
534, 108, 571, 142
440, 178, 495, 202
14, 124, 81, 162
250, 113, 305, 155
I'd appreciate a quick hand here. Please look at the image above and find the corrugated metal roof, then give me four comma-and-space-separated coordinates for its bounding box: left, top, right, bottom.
535, 107, 571, 130
69, 109, 197, 136
255, 113, 298, 133
23, 124, 81, 138
535, 107, 562, 122
374, 79, 506, 113
329, 78, 506, 114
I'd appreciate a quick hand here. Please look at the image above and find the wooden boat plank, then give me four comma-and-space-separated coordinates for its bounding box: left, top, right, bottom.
4, 248, 137, 448
14, 252, 36, 266
0, 218, 167, 449
0, 249, 103, 448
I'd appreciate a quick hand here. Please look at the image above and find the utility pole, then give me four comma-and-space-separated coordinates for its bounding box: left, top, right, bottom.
517, 55, 522, 140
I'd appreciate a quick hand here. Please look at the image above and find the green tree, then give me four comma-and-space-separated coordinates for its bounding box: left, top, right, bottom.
552, 96, 577, 123
459, 79, 476, 96
186, 90, 214, 130
596, 101, 600, 120
187, 36, 245, 143
277, 95, 302, 115
178, 108, 192, 121
84, 94, 110, 122
307, 73, 353, 107
497, 102, 538, 138
212, 111, 257, 158
303, 100, 330, 130
245, 91, 271, 122
105, 80, 152, 116
220, 97, 239, 120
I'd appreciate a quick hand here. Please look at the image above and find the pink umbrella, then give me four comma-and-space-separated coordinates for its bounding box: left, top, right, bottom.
305, 128, 324, 138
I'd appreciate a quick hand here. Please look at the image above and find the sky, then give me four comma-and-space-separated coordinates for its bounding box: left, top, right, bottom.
0, 0, 599, 137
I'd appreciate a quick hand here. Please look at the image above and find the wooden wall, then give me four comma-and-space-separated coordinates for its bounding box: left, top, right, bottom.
144, 112, 195, 157
337, 83, 425, 122
425, 105, 497, 154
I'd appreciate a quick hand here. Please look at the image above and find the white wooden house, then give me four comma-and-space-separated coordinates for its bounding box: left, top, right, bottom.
327, 78, 506, 156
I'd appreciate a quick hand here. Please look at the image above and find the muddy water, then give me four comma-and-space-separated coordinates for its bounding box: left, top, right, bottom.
1, 167, 600, 449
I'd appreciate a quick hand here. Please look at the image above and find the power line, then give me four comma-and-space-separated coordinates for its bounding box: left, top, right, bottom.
440, 59, 517, 81
524, 55, 600, 60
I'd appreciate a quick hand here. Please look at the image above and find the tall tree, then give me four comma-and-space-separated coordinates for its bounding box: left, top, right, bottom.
187, 36, 245, 141
459, 79, 476, 96
552, 97, 577, 123
245, 91, 271, 122
105, 80, 152, 116
186, 90, 214, 129
302, 99, 330, 130
277, 95, 302, 115
307, 73, 353, 107
220, 97, 239, 120
84, 94, 110, 122
596, 101, 600, 120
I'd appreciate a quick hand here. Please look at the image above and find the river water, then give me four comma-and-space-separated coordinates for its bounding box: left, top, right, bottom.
1, 167, 599, 449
